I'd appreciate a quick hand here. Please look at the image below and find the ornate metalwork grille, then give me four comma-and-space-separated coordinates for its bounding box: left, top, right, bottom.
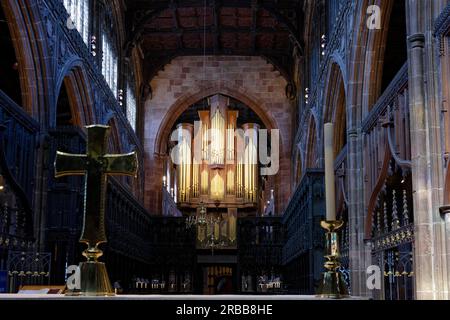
6, 251, 51, 292
370, 164, 414, 300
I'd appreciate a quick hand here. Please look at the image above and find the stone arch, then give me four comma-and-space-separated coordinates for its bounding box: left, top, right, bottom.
305, 115, 318, 169
109, 0, 126, 51
154, 86, 279, 156
361, 0, 407, 116
342, 1, 409, 297
54, 63, 94, 128
347, 0, 408, 239
365, 140, 392, 237
0, 3, 21, 106
0, 0, 46, 118
323, 62, 348, 157
293, 148, 303, 187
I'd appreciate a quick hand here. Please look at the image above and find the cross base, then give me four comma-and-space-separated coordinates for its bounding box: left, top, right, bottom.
65, 261, 115, 296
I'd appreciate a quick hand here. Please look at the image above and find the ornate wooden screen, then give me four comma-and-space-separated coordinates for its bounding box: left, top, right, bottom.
362, 64, 415, 300
146, 217, 196, 294
238, 216, 284, 294
46, 127, 86, 284
0, 90, 52, 292
282, 170, 325, 294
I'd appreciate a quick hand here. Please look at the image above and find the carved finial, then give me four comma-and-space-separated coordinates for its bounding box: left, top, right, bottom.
391, 190, 400, 230
383, 201, 389, 233
402, 189, 410, 226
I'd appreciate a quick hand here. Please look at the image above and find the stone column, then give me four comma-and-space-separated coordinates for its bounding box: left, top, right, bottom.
347, 128, 371, 297
406, 0, 449, 300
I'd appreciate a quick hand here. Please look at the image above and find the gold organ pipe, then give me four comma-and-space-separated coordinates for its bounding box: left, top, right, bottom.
227, 111, 238, 195
243, 123, 259, 203
201, 169, 209, 195
210, 108, 225, 166
176, 123, 193, 203
227, 170, 234, 195
192, 163, 199, 198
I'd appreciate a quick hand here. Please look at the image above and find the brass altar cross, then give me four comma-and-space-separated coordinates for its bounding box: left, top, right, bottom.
55, 125, 138, 257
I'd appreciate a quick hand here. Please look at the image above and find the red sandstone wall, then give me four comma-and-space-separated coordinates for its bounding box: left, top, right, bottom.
143, 56, 293, 215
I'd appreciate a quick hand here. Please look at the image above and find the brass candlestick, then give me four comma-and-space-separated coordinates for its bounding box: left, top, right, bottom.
316, 220, 350, 299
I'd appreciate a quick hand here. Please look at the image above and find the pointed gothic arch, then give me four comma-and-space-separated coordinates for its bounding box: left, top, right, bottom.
323, 62, 348, 157
305, 115, 318, 169
54, 65, 94, 128
360, 0, 407, 115
0, 4, 21, 106
293, 149, 303, 187
154, 86, 279, 157
0, 0, 43, 117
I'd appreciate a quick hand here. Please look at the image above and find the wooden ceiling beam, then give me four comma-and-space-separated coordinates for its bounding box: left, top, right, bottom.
250, 0, 258, 53
212, 0, 220, 53
142, 26, 289, 35
128, 0, 304, 53
170, 0, 184, 50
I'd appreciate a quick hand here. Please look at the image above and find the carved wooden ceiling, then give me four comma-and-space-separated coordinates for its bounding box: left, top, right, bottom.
125, 0, 304, 84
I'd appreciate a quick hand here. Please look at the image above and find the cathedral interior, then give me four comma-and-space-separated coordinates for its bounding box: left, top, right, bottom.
0, 0, 450, 301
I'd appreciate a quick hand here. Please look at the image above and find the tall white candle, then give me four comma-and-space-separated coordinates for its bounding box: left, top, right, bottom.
324, 123, 336, 221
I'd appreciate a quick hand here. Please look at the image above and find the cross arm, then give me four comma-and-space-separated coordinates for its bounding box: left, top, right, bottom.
105, 152, 138, 177
55, 151, 88, 178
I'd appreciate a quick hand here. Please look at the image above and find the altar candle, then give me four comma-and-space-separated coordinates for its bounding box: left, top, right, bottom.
324, 123, 336, 221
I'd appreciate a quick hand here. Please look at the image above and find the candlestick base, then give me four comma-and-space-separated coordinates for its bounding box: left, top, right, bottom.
317, 270, 349, 299
316, 220, 350, 299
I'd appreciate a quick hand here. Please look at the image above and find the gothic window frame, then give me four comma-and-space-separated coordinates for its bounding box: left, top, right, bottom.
62, 0, 91, 45
101, 4, 119, 98
126, 64, 138, 131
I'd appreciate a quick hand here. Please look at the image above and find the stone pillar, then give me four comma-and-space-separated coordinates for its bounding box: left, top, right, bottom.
347, 128, 371, 297
406, 0, 449, 300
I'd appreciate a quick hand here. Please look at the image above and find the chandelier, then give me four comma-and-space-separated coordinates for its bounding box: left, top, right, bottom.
185, 204, 207, 229
185, 202, 228, 253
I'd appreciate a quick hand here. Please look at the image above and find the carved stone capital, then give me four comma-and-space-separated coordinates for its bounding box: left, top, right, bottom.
407, 33, 425, 49
439, 204, 450, 216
